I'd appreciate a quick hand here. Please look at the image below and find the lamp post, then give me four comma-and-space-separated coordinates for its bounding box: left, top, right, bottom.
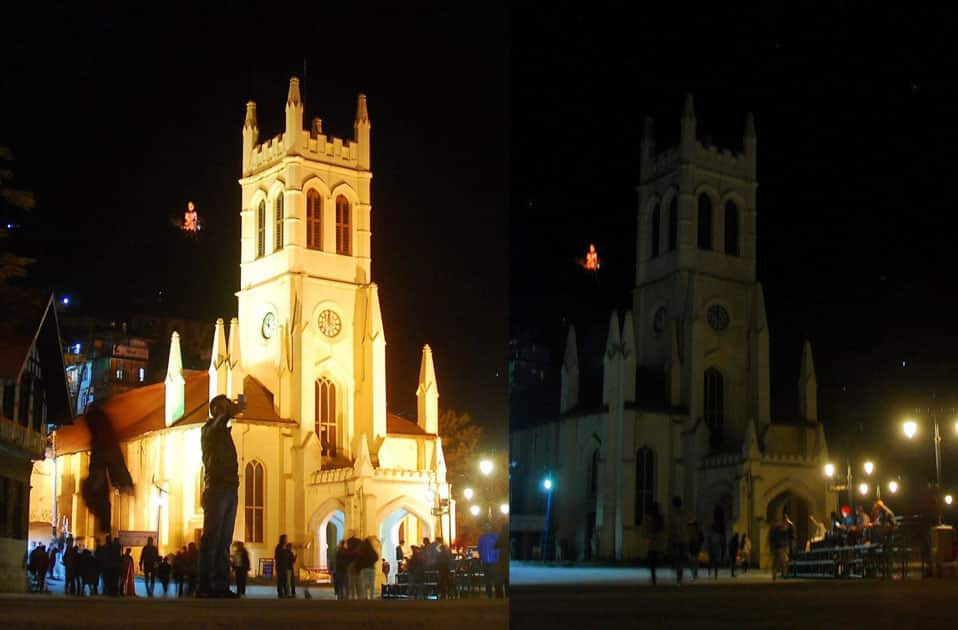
902, 410, 958, 524
541, 476, 553, 562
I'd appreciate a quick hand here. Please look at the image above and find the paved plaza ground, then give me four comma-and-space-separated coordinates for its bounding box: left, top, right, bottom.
0, 576, 506, 629
511, 563, 957, 629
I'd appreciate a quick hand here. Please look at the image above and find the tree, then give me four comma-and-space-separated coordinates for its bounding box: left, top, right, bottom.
438, 408, 483, 482
0, 147, 36, 282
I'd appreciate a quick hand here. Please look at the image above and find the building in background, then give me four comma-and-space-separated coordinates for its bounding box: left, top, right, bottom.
0, 288, 71, 592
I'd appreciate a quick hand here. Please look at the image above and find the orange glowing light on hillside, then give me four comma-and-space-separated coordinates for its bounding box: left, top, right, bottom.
183, 201, 199, 233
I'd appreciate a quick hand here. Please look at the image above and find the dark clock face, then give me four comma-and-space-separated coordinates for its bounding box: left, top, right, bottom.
261, 311, 277, 339
653, 307, 667, 335
707, 304, 730, 331
317, 309, 342, 338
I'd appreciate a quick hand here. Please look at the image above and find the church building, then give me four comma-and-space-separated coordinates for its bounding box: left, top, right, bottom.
510, 96, 829, 568
32, 78, 454, 574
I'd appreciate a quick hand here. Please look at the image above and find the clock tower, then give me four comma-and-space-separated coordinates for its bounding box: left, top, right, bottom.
634, 95, 769, 452
236, 77, 385, 462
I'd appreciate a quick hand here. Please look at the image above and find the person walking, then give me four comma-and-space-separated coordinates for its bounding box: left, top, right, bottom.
231, 541, 250, 597
356, 535, 379, 599
728, 532, 740, 578
770, 517, 790, 581
739, 533, 752, 574
286, 542, 297, 598
478, 522, 501, 598
669, 496, 693, 584
275, 534, 289, 598
63, 543, 77, 595
641, 503, 666, 584
121, 548, 136, 596
157, 555, 172, 596
140, 536, 159, 596
334, 539, 349, 599
707, 522, 724, 579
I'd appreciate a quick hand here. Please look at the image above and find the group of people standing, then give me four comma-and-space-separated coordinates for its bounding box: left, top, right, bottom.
640, 496, 753, 584
330, 532, 382, 599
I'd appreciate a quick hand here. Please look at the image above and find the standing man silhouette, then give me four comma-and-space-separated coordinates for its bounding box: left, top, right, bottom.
197, 395, 241, 597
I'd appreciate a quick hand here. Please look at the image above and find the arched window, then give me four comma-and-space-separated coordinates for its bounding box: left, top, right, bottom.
704, 368, 724, 450
667, 195, 678, 251
724, 201, 739, 256
698, 194, 713, 250
307, 189, 322, 250
274, 193, 284, 252
650, 203, 661, 258
635, 447, 655, 526
589, 448, 599, 497
244, 461, 265, 543
256, 200, 266, 259
335, 195, 351, 256
316, 378, 337, 457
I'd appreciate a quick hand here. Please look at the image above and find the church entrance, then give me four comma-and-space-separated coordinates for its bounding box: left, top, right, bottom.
379, 506, 433, 571
316, 510, 345, 570
766, 491, 809, 553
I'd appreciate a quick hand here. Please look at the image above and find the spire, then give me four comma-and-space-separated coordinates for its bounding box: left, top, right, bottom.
680, 92, 697, 158
744, 111, 756, 139
209, 318, 228, 401
164, 331, 185, 427
353, 433, 374, 478
284, 77, 303, 152
286, 76, 302, 107
621, 311, 636, 403
355, 93, 370, 125
417, 345, 439, 434
242, 101, 259, 176
354, 93, 371, 170
227, 317, 245, 399
603, 310, 622, 405
560, 324, 579, 413
365, 283, 385, 342
799, 339, 818, 422
605, 310, 622, 358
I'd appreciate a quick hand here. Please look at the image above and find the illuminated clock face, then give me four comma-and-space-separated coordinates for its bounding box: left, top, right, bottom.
653, 307, 667, 335
707, 304, 730, 331
261, 311, 277, 339
317, 309, 342, 338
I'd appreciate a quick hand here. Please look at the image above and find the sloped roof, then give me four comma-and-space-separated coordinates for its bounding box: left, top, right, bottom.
55, 372, 294, 455
0, 287, 72, 425
387, 412, 426, 436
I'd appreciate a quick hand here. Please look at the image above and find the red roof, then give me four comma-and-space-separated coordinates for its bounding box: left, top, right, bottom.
387, 412, 427, 436
55, 373, 294, 455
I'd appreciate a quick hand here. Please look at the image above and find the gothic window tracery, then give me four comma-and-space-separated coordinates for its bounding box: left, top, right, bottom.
335, 196, 351, 256
256, 200, 266, 259
698, 194, 713, 250
316, 378, 338, 457
704, 368, 725, 450
725, 201, 739, 256
274, 193, 284, 252
650, 203, 661, 258
307, 189, 322, 250
244, 461, 265, 543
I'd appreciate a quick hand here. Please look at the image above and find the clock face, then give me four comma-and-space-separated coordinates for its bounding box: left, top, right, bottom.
707, 304, 730, 332
317, 309, 342, 338
653, 307, 667, 335
261, 311, 277, 339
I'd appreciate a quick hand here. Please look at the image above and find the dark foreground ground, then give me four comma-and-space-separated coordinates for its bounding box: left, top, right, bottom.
0, 596, 507, 629
512, 578, 958, 629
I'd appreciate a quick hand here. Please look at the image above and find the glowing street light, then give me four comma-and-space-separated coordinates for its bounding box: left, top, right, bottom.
463, 488, 474, 501
542, 476, 554, 561
888, 480, 899, 495
946, 495, 954, 506
858, 482, 870, 496
499, 503, 509, 515
479, 459, 494, 476
542, 478, 553, 491
824, 463, 836, 478
469, 505, 481, 517
863, 461, 874, 476
903, 420, 918, 439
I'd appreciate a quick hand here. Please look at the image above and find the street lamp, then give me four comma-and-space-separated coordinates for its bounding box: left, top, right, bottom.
542, 476, 554, 562
858, 482, 870, 496
903, 420, 918, 439
479, 459, 494, 476
863, 461, 874, 476
469, 505, 481, 517
824, 463, 836, 478
888, 480, 899, 495
500, 503, 509, 515
901, 412, 958, 523
463, 488, 474, 501
946, 495, 954, 506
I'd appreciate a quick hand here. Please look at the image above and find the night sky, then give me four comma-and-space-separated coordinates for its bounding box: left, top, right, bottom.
511, 6, 958, 512
2, 6, 507, 446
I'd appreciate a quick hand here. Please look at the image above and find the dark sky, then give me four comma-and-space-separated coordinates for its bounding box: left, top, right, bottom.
2, 6, 507, 446
511, 6, 958, 511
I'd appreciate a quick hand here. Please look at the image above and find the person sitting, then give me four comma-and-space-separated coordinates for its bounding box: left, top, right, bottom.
870, 500, 896, 543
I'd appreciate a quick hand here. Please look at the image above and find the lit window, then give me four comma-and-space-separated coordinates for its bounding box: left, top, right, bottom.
244, 461, 265, 543
307, 189, 322, 250
274, 193, 284, 252
335, 196, 351, 256
116, 369, 124, 380
316, 377, 337, 456
256, 201, 266, 258
138, 368, 145, 382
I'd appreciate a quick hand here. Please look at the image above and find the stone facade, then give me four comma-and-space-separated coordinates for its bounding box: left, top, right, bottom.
511, 97, 829, 568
